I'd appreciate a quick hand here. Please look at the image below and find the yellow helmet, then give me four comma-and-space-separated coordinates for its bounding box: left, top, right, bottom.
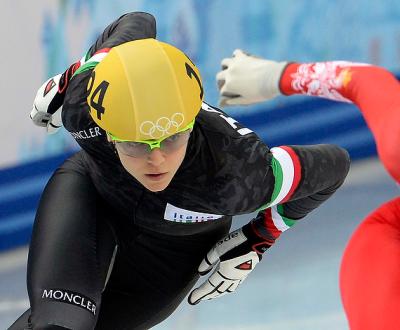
87, 38, 203, 141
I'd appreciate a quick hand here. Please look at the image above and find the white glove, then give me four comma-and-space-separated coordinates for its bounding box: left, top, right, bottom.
216, 49, 288, 107
188, 224, 271, 305
30, 74, 65, 134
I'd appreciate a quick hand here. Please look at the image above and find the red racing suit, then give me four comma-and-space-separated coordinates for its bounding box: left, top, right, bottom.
280, 61, 400, 330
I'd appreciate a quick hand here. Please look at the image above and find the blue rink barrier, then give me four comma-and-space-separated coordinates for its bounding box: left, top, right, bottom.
1, 81, 396, 252
0, 152, 73, 251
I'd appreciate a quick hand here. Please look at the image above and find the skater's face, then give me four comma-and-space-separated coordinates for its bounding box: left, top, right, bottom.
112, 132, 190, 192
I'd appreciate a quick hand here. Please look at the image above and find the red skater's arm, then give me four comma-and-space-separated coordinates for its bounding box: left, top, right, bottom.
280, 62, 400, 183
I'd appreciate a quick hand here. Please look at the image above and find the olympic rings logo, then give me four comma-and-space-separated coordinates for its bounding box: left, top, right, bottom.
139, 113, 185, 139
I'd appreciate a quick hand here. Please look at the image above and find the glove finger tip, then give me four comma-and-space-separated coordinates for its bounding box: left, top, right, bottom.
188, 299, 200, 305
216, 70, 226, 81
218, 100, 227, 108
216, 78, 225, 91
225, 97, 250, 106
233, 49, 243, 56
220, 92, 243, 106
219, 97, 233, 108
198, 261, 213, 275
198, 268, 212, 276
220, 57, 232, 68
187, 291, 201, 305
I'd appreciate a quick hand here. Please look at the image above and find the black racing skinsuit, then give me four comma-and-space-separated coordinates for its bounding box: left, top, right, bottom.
9, 12, 350, 330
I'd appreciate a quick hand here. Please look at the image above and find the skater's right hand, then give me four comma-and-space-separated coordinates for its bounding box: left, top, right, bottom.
30, 73, 65, 134
30, 61, 81, 134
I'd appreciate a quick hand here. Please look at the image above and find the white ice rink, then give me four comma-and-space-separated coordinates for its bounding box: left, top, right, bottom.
1, 158, 398, 330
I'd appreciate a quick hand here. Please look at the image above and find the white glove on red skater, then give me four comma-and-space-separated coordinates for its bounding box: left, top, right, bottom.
217, 49, 288, 107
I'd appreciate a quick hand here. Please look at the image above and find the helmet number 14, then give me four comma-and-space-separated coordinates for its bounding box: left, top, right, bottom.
88, 71, 110, 120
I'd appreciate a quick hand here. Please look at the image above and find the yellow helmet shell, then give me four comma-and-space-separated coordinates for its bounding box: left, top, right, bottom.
87, 39, 203, 141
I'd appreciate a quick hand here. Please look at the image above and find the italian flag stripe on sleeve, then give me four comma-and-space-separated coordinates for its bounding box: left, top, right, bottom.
268, 146, 302, 207
262, 208, 282, 239
73, 48, 111, 77
271, 205, 295, 232
262, 205, 296, 240
278, 146, 302, 203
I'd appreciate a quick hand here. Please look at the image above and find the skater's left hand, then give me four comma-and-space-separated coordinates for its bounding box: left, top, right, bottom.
188, 222, 271, 305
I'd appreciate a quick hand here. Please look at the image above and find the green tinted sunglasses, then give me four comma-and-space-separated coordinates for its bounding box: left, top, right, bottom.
110, 120, 194, 157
